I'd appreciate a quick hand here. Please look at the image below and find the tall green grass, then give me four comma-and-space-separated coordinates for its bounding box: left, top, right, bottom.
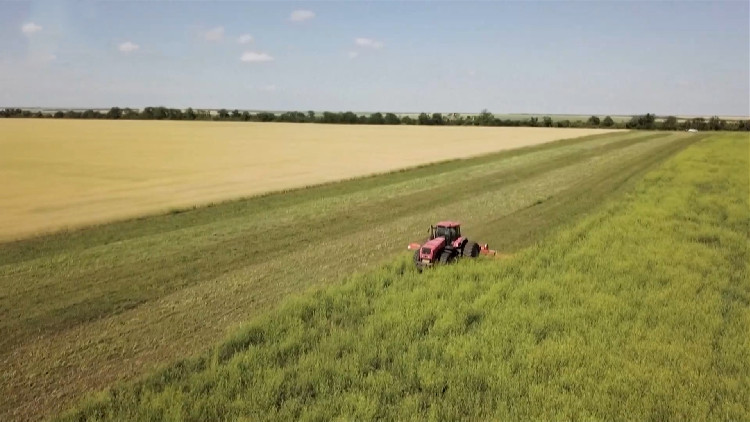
58, 132, 748, 421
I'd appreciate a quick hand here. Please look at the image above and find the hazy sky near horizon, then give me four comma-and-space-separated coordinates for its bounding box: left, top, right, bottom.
1, 1, 748, 115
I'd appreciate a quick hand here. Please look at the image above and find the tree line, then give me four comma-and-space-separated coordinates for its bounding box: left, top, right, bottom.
1, 107, 748, 131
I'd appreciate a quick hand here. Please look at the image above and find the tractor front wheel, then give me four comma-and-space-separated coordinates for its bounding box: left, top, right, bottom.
439, 250, 454, 264
413, 250, 422, 272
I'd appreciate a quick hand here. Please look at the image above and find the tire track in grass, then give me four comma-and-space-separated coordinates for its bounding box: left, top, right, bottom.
472, 133, 707, 252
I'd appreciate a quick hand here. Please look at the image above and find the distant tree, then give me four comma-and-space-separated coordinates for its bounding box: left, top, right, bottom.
571, 120, 585, 128
81, 109, 99, 119
689, 117, 707, 131
341, 111, 358, 124
626, 113, 655, 129
430, 113, 445, 125
557, 120, 571, 128
527, 116, 539, 127
217, 109, 230, 120
123, 108, 139, 119
256, 112, 276, 122
601, 116, 615, 127
477, 109, 494, 126
642, 113, 656, 129
587, 115, 600, 126
450, 113, 466, 126
542, 116, 553, 127
401, 115, 415, 125
106, 107, 122, 119
195, 109, 211, 120
321, 111, 339, 124
417, 113, 432, 125
368, 112, 385, 125
384, 113, 400, 125
282, 111, 307, 122
146, 107, 160, 119
662, 116, 678, 130
53, 111, 64, 118
241, 111, 250, 121
307, 111, 316, 122
184, 108, 196, 120
496, 118, 511, 127
708, 116, 724, 131
625, 116, 639, 129
231, 109, 241, 120
278, 112, 293, 122
168, 109, 182, 120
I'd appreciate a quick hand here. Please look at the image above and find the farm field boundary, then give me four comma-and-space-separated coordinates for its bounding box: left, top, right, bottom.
1, 130, 701, 421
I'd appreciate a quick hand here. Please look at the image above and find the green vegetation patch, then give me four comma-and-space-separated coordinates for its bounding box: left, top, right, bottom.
59, 132, 749, 421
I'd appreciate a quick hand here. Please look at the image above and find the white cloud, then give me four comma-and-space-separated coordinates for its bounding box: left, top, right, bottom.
290, 10, 315, 22
204, 26, 224, 41
240, 51, 274, 63
237, 34, 254, 44
259, 84, 277, 92
118, 41, 140, 53
21, 22, 42, 35
355, 37, 384, 49
348, 51, 359, 59
468, 70, 476, 77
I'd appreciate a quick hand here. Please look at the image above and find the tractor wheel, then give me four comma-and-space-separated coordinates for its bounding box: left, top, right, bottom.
463, 241, 480, 258
413, 250, 422, 272
438, 250, 454, 265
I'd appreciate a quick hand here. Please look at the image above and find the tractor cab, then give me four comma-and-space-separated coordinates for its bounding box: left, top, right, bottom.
430, 221, 461, 243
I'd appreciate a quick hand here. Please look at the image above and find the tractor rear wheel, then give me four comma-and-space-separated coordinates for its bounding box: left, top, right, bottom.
463, 241, 480, 258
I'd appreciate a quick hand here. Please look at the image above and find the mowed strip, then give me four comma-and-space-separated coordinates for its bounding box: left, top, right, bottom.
0, 131, 699, 421
0, 120, 617, 240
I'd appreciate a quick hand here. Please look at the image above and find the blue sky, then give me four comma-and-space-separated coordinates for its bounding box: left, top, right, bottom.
1, 1, 748, 115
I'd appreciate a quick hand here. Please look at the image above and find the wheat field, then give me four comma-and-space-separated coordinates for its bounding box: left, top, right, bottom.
0, 120, 617, 240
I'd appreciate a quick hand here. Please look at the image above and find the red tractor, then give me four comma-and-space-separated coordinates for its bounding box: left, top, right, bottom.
407, 221, 495, 271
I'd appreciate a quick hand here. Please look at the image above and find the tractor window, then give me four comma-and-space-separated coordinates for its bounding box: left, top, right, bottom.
435, 226, 458, 241
421, 247, 431, 255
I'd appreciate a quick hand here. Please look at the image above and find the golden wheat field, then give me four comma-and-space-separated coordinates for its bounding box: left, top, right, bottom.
0, 119, 617, 240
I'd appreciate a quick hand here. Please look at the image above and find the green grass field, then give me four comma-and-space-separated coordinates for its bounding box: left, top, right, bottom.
55, 132, 749, 422
0, 130, 722, 421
